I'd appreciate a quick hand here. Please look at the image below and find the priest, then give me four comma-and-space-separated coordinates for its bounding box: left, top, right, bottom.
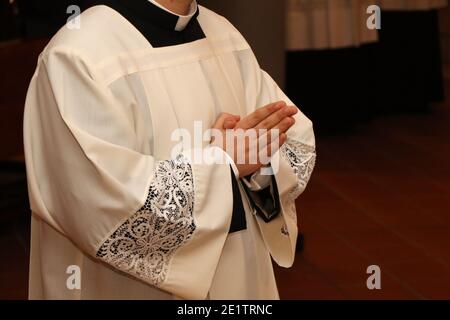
24, 0, 316, 300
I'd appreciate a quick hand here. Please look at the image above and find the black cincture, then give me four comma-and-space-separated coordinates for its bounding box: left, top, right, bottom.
86, 0, 206, 47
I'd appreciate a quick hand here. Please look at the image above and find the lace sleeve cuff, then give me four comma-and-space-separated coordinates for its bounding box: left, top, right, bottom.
96, 154, 196, 286
280, 139, 316, 201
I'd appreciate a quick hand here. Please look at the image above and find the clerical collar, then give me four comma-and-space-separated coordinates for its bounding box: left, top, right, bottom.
112, 0, 199, 32
147, 0, 198, 31
93, 0, 205, 47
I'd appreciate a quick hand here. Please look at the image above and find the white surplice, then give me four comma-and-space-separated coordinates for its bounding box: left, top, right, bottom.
24, 5, 316, 300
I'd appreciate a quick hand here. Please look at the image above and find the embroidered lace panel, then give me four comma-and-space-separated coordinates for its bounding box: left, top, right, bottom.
96, 155, 196, 285
280, 139, 316, 203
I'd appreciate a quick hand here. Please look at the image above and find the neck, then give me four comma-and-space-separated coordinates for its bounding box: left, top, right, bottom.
155, 0, 193, 16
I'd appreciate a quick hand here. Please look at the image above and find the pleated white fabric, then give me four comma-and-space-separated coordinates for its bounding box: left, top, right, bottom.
286, 0, 379, 51
24, 5, 315, 300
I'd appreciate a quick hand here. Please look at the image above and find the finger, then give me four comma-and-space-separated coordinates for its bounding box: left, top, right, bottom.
223, 115, 241, 129
223, 118, 238, 129
272, 116, 296, 135
255, 117, 294, 152
235, 101, 286, 129
213, 113, 239, 129
257, 128, 278, 148
254, 131, 286, 165
254, 105, 298, 131
263, 132, 287, 159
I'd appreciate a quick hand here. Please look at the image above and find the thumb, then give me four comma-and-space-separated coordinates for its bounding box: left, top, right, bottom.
213, 113, 240, 129
223, 118, 238, 129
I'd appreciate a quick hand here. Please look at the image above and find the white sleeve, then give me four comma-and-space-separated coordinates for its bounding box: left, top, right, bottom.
236, 48, 316, 268
24, 46, 234, 299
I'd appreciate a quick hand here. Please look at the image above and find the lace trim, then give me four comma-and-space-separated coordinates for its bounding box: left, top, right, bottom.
96, 154, 196, 285
280, 139, 316, 203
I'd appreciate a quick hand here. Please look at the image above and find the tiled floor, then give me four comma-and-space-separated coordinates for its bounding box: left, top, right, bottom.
1, 84, 450, 300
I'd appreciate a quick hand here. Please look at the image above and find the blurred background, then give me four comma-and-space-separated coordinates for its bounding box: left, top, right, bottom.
1, 0, 450, 299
